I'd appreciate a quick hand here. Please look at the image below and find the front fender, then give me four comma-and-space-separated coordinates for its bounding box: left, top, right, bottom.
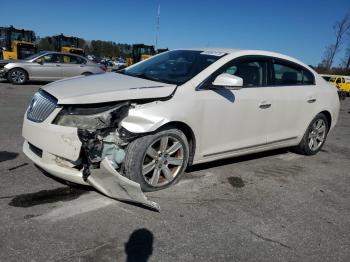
120, 109, 170, 133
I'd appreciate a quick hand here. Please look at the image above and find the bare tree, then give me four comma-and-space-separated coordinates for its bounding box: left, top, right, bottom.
346, 47, 350, 69
322, 13, 350, 69
339, 46, 350, 69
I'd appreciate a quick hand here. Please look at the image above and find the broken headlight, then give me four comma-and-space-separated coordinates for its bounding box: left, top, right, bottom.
53, 103, 129, 130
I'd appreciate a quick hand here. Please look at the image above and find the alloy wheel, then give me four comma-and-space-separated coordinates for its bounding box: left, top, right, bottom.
308, 119, 326, 151
142, 136, 184, 187
11, 70, 26, 84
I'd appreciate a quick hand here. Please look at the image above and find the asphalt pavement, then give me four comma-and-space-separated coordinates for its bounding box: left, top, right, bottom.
0, 80, 349, 262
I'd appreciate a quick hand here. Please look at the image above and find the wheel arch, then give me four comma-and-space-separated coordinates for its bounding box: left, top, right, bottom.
319, 110, 332, 129
8, 67, 30, 80
156, 121, 196, 166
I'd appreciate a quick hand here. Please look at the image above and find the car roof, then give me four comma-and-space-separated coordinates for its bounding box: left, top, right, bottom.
178, 47, 315, 74
180, 47, 295, 59
39, 51, 85, 58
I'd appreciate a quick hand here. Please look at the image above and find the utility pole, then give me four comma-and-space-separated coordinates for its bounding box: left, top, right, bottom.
155, 2, 160, 50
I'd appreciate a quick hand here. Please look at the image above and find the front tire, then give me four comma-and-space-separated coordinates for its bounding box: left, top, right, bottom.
8, 68, 28, 85
123, 128, 189, 192
294, 113, 329, 155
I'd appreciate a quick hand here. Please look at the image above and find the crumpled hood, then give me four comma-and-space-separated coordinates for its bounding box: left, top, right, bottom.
43, 73, 177, 104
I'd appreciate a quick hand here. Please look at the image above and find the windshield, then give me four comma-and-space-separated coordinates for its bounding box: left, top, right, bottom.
122, 50, 225, 85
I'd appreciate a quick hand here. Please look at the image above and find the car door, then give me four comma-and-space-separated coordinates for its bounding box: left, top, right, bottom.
29, 53, 62, 80
265, 58, 317, 143
60, 54, 86, 77
197, 56, 272, 158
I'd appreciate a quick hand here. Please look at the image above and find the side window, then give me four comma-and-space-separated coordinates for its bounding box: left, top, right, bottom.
42, 54, 61, 63
336, 78, 341, 84
63, 55, 85, 64
273, 61, 314, 85
225, 60, 267, 87
342, 78, 345, 83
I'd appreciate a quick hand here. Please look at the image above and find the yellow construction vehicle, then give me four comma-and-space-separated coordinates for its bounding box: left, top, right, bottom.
0, 26, 37, 60
126, 44, 155, 66
52, 34, 84, 56
329, 75, 350, 96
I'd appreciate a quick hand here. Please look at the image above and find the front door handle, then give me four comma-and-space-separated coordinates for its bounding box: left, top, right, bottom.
307, 98, 317, 103
259, 102, 271, 109
56, 64, 61, 67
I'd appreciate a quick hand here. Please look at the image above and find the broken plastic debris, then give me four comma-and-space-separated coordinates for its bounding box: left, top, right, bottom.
87, 158, 160, 211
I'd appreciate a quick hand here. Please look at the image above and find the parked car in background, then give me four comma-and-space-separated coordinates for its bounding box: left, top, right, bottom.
100, 59, 114, 68
0, 51, 106, 84
113, 58, 127, 69
22, 48, 340, 208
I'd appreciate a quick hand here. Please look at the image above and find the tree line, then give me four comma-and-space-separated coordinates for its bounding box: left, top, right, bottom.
35, 13, 350, 73
37, 36, 133, 58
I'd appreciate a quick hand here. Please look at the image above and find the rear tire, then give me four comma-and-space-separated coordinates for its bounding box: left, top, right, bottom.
123, 128, 189, 192
8, 68, 28, 85
294, 113, 329, 155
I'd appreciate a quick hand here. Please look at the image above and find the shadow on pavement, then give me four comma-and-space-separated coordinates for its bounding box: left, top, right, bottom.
125, 228, 154, 262
186, 148, 289, 173
0, 151, 18, 163
8, 187, 89, 208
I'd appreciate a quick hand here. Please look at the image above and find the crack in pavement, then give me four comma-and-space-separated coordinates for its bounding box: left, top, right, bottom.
8, 163, 29, 171
249, 230, 292, 249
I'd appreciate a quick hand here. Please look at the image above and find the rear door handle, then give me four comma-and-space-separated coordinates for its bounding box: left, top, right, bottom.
56, 64, 61, 67
259, 101, 271, 109
307, 98, 316, 103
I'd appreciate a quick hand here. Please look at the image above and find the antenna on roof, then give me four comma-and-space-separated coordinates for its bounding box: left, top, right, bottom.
155, 2, 160, 49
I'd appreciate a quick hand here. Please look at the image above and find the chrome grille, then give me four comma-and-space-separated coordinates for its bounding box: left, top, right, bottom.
27, 91, 57, 122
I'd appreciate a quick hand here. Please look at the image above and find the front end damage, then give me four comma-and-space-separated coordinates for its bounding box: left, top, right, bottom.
54, 102, 160, 211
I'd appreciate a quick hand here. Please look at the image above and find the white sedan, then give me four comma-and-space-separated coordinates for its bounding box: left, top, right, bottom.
22, 48, 340, 209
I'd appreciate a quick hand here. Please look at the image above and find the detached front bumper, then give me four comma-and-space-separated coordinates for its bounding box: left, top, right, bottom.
22, 108, 160, 210
23, 140, 88, 185
22, 107, 85, 184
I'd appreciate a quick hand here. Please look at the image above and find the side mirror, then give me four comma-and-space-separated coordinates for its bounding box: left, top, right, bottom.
212, 73, 243, 89
36, 58, 44, 65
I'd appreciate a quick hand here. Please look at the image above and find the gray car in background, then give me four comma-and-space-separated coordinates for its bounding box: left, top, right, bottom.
0, 51, 106, 84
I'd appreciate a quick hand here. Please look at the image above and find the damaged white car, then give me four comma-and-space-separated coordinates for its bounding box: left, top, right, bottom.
22, 48, 340, 210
